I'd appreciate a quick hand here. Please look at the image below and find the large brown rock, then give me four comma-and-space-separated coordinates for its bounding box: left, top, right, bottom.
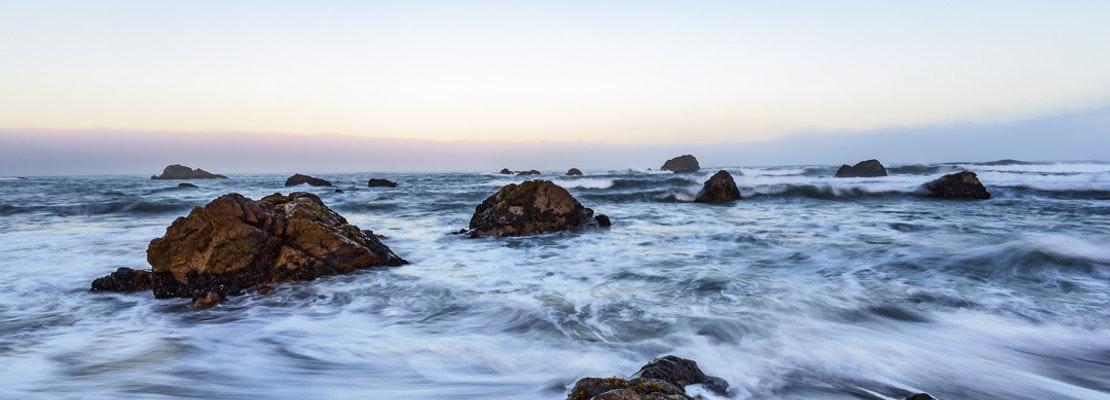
146, 192, 406, 299
834, 159, 888, 178
151, 164, 227, 180
694, 170, 741, 203
921, 171, 990, 200
468, 180, 602, 237
660, 155, 700, 173
285, 173, 332, 187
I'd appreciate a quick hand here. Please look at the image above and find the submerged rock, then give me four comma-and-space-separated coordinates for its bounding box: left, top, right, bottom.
660, 155, 700, 173
468, 180, 599, 237
90, 267, 153, 293
146, 192, 406, 300
905, 394, 937, 400
835, 159, 888, 178
151, 164, 227, 180
922, 171, 990, 200
694, 170, 741, 203
177, 182, 198, 189
367, 178, 398, 188
567, 168, 583, 176
567, 355, 727, 400
285, 173, 332, 187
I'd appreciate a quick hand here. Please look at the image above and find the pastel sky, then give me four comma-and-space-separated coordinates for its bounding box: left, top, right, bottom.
2, 1, 1109, 174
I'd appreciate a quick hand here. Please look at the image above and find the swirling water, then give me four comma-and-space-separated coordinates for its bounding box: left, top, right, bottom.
1, 161, 1109, 400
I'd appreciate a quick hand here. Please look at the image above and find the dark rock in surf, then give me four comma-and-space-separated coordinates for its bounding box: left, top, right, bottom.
146, 192, 406, 301
177, 182, 198, 189
468, 180, 597, 237
660, 155, 700, 173
500, 168, 513, 175
567, 168, 583, 176
834, 159, 888, 178
921, 171, 990, 200
517, 169, 542, 176
91, 267, 153, 293
151, 164, 227, 180
367, 178, 398, 188
594, 214, 612, 228
566, 355, 728, 400
284, 173, 332, 187
694, 170, 741, 203
905, 394, 937, 400
334, 189, 344, 193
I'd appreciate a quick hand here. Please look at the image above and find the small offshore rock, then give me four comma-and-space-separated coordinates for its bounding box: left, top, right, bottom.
334, 189, 344, 193
566, 356, 725, 400
595, 214, 612, 228
151, 164, 227, 180
517, 169, 542, 176
284, 173, 332, 187
469, 180, 597, 237
91, 267, 153, 293
367, 178, 398, 188
835, 159, 888, 178
922, 171, 990, 200
177, 182, 198, 189
694, 170, 741, 203
192, 291, 222, 307
500, 168, 513, 175
630, 355, 728, 395
660, 155, 700, 173
567, 168, 583, 176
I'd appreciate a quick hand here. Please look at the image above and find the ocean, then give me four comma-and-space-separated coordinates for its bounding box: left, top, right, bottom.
1, 161, 1109, 400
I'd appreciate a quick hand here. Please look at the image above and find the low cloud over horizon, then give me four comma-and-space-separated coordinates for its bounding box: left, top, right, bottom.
2, 106, 1108, 177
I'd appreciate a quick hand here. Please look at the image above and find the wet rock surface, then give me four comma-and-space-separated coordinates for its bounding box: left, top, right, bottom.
91, 267, 153, 293
468, 180, 599, 237
922, 171, 990, 200
694, 170, 741, 203
567, 355, 728, 400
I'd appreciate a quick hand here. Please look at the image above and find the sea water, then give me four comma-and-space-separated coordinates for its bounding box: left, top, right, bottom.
1, 161, 1109, 399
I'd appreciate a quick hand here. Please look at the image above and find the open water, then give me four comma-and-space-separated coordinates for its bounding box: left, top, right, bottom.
2, 161, 1109, 399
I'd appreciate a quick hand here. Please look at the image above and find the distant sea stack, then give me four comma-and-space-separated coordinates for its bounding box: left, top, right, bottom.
660, 155, 700, 173
367, 178, 398, 188
499, 168, 513, 175
695, 170, 742, 203
566, 168, 583, 176
468, 180, 608, 238
834, 159, 888, 178
922, 171, 990, 200
151, 164, 227, 180
285, 174, 333, 187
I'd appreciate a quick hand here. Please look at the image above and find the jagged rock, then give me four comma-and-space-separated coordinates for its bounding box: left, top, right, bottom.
660, 155, 700, 173
922, 171, 990, 200
905, 394, 937, 400
694, 170, 741, 203
835, 159, 888, 178
567, 168, 583, 176
151, 164, 227, 180
367, 178, 398, 188
285, 174, 332, 187
468, 180, 597, 237
500, 168, 513, 175
177, 182, 198, 189
517, 169, 542, 176
567, 356, 725, 400
90, 267, 153, 292
146, 192, 406, 301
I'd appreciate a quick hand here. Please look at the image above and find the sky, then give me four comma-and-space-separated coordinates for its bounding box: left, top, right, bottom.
2, 1, 1109, 174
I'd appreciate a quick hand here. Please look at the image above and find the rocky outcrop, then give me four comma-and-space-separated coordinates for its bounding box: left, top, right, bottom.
567, 355, 728, 400
835, 159, 888, 178
367, 178, 398, 188
146, 192, 406, 301
517, 169, 541, 176
468, 180, 606, 237
921, 171, 990, 200
567, 168, 583, 176
151, 164, 227, 180
694, 170, 741, 203
660, 155, 700, 173
285, 174, 332, 187
500, 168, 513, 175
91, 267, 153, 292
